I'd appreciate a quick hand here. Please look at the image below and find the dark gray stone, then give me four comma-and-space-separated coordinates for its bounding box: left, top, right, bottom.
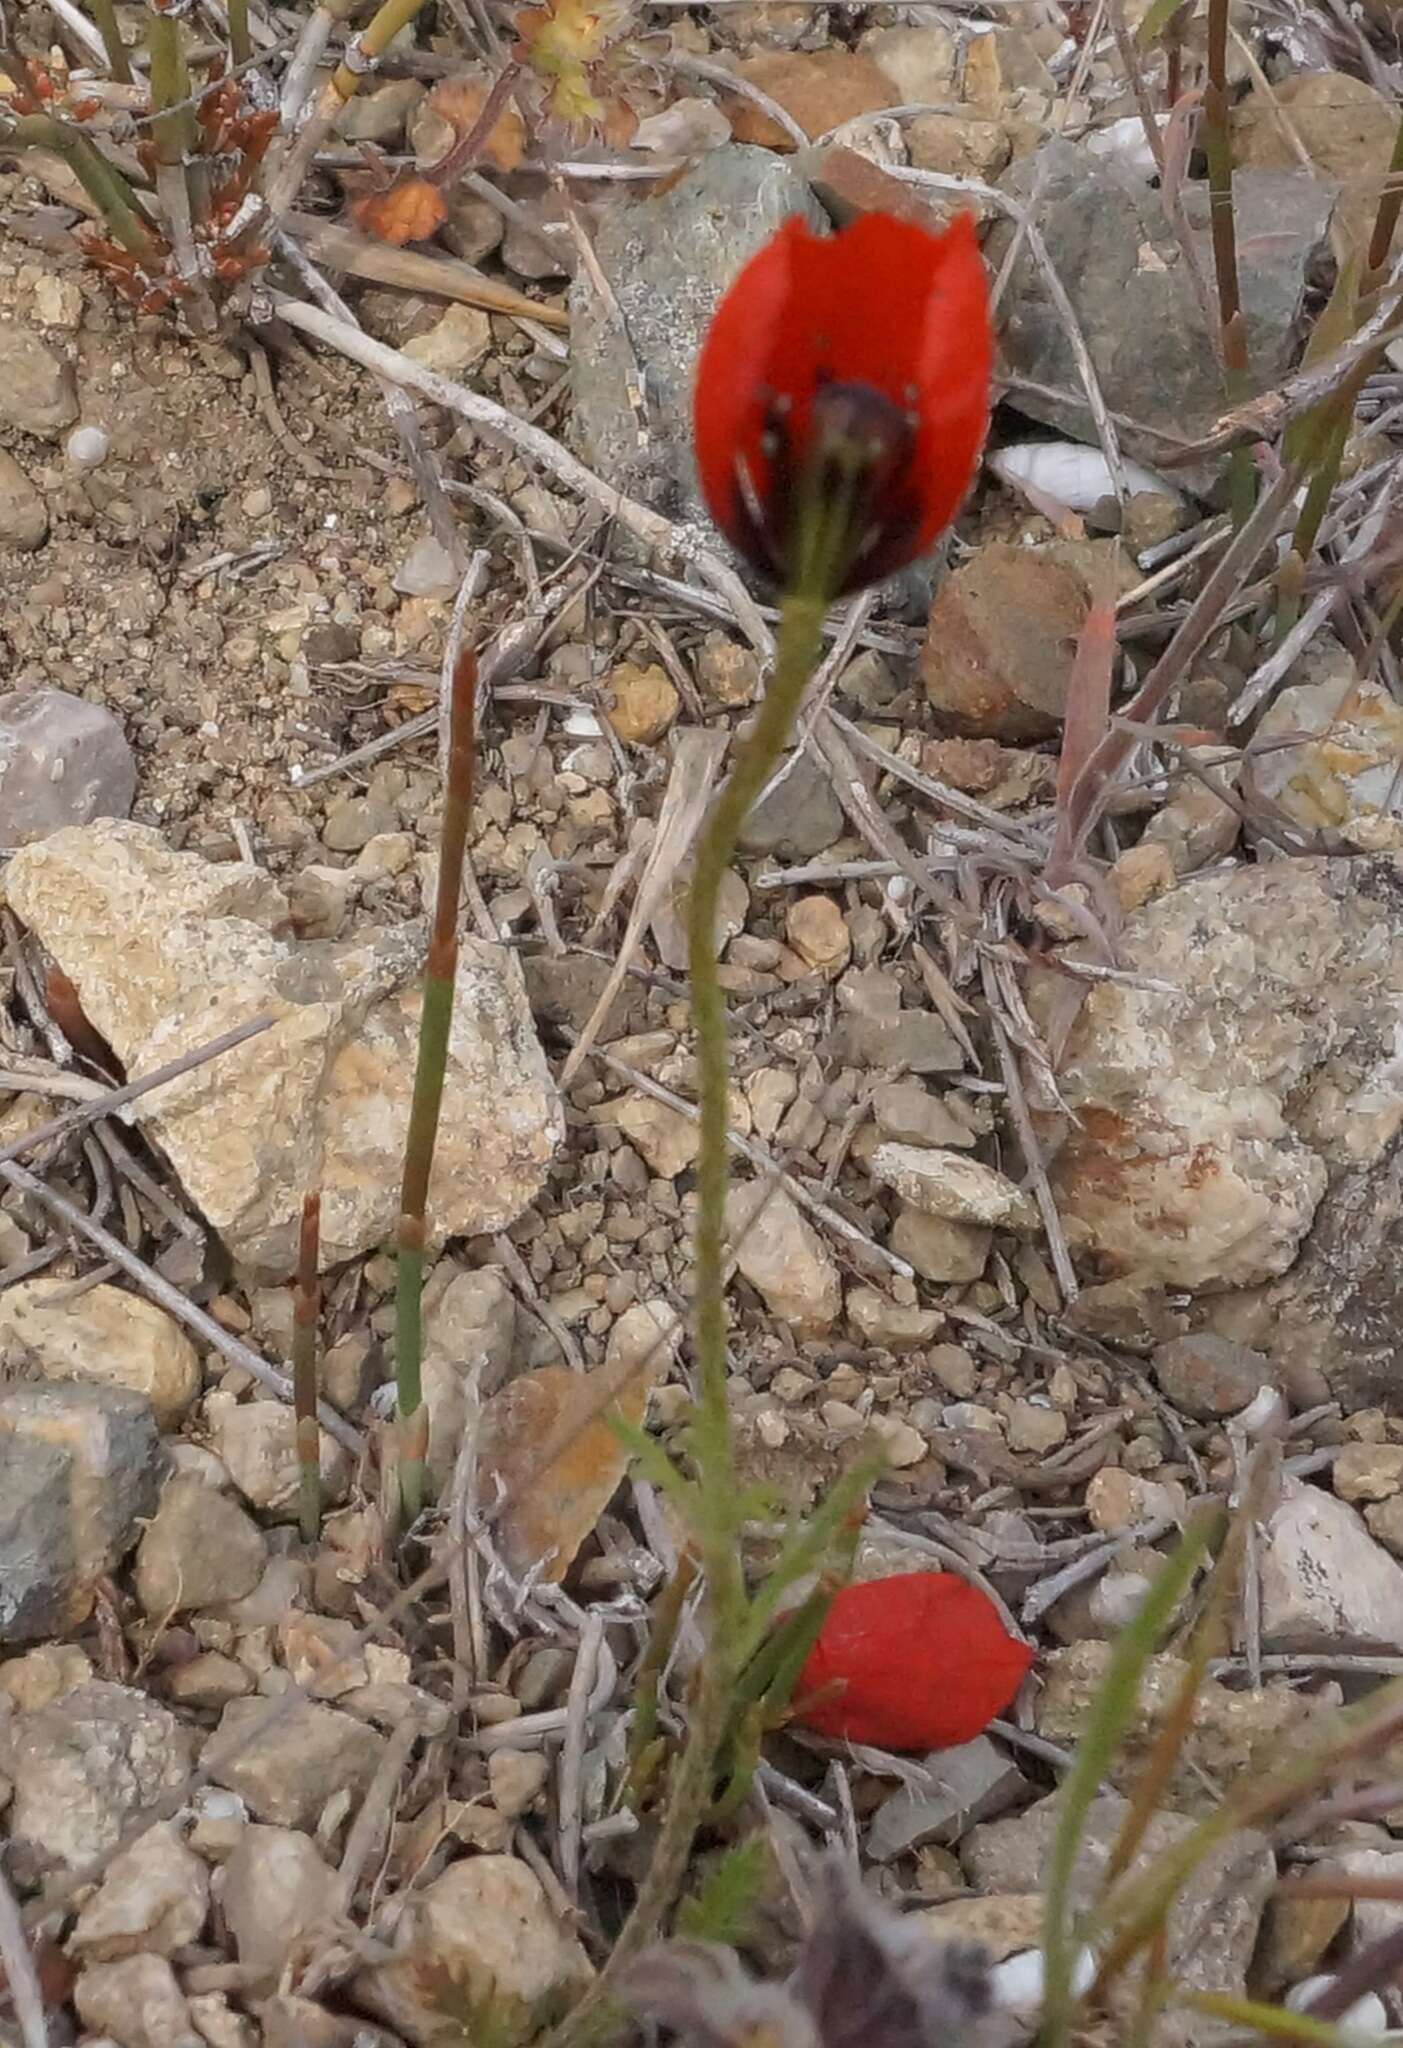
570, 147, 826, 528
992, 144, 1334, 488
737, 747, 844, 859
868, 1736, 1026, 1860
0, 1381, 164, 1642
0, 688, 136, 848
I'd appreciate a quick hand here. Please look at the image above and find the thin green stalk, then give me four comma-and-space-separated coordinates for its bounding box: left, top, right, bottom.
8, 113, 159, 256
395, 645, 476, 1526
146, 2, 196, 171
1364, 108, 1403, 292
227, 0, 252, 68
1202, 0, 1253, 526
293, 1191, 322, 1545
87, 0, 133, 81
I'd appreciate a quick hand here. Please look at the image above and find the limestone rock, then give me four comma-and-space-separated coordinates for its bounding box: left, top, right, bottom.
0, 1278, 198, 1427
1248, 645, 1403, 847
206, 1697, 385, 1828
604, 661, 679, 744
1037, 1640, 1317, 1809
3, 1681, 193, 1878
0, 449, 48, 550
3, 822, 561, 1275
0, 321, 78, 436
207, 1396, 351, 1519
889, 1207, 991, 1283
222, 1824, 347, 1985
134, 1476, 267, 1614
571, 148, 825, 526
354, 1855, 592, 2046
420, 1264, 519, 1490
70, 1821, 210, 1961
726, 1182, 842, 1335
0, 688, 135, 846
75, 1952, 201, 2048
1040, 858, 1403, 1292
1259, 1479, 1403, 1651
964, 1791, 1273, 1997
870, 1144, 1038, 1230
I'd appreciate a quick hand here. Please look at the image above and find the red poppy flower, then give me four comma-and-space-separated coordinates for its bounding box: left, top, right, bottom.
793, 1570, 1034, 1752
693, 210, 991, 598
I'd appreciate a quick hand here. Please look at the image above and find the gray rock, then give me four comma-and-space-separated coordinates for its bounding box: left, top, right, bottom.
993, 144, 1333, 485
4, 822, 561, 1276
0, 1380, 164, 1644
737, 747, 844, 859
867, 1736, 1026, 1860
964, 1790, 1273, 1998
571, 147, 826, 528
206, 1696, 384, 1828
321, 793, 400, 852
0, 448, 48, 550
0, 1430, 79, 1641
0, 321, 79, 437
1151, 1333, 1273, 1418
134, 1476, 267, 1615
0, 689, 136, 847
3, 1681, 193, 1878
1041, 858, 1403, 1294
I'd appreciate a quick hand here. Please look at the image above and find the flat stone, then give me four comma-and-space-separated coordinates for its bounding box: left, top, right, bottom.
1336, 1443, 1403, 1502
1037, 1640, 1317, 1810
870, 1143, 1038, 1230
135, 1475, 267, 1614
889, 1207, 991, 1283
868, 1735, 1027, 1859
727, 1182, 842, 1335
3, 1681, 193, 1879
963, 1790, 1273, 1998
1234, 72, 1397, 260
0, 688, 135, 846
1260, 1479, 1403, 1651
846, 1285, 942, 1352
354, 1855, 592, 2046
1151, 1333, 1274, 1419
921, 540, 1131, 741
723, 49, 896, 148
420, 1263, 519, 1490
873, 1082, 976, 1149
222, 1824, 347, 1986
70, 1821, 210, 1961
206, 1697, 385, 1828
993, 142, 1333, 485
339, 76, 424, 143
3, 822, 561, 1276
206, 1396, 351, 1520
0, 321, 78, 437
404, 305, 492, 378
0, 1380, 163, 1644
571, 147, 825, 528
0, 448, 48, 550
738, 746, 844, 859
0, 1278, 198, 1427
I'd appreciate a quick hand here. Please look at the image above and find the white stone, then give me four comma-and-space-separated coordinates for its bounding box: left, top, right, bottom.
71, 1822, 210, 1961
870, 1143, 1039, 1229
206, 1396, 350, 1520
725, 1182, 841, 1336
1260, 1480, 1403, 1652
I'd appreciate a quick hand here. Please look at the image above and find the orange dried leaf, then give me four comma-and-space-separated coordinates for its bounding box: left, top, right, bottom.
349, 174, 447, 246
424, 73, 527, 172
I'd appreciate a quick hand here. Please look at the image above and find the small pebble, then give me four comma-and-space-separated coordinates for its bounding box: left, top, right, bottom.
66, 424, 110, 468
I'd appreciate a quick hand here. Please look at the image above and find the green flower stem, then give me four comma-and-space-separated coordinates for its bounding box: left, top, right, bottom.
227, 0, 252, 68
88, 0, 133, 82
1202, 0, 1253, 527
146, 2, 195, 172
396, 647, 476, 1526
293, 1191, 322, 1545
8, 113, 158, 256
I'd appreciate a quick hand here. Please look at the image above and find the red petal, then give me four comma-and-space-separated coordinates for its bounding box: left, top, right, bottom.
693, 210, 991, 584
793, 1571, 1034, 1751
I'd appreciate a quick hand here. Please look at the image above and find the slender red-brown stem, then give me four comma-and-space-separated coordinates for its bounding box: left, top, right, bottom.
293, 1191, 322, 1544
395, 647, 476, 1525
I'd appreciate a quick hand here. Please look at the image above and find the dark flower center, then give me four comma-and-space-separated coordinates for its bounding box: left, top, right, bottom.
733, 376, 922, 596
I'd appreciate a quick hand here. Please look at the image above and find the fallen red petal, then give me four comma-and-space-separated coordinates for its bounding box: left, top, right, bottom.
793, 1570, 1034, 1751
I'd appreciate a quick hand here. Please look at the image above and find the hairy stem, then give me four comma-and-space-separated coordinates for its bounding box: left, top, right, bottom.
294, 1191, 322, 1544
396, 646, 476, 1526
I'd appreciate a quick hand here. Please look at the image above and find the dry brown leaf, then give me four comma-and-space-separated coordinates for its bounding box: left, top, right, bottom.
348, 174, 447, 246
